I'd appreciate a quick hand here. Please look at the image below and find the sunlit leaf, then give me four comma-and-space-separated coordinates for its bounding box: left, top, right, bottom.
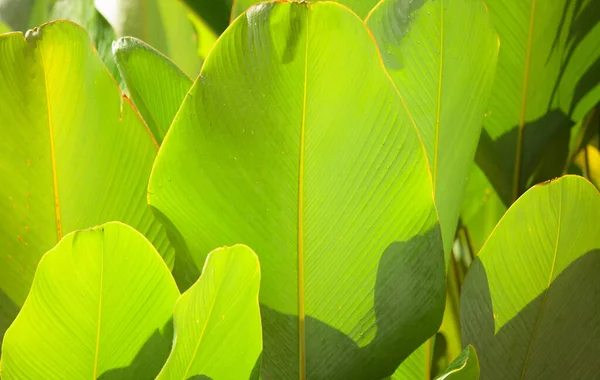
462, 175, 600, 379
157, 245, 261, 379
0, 22, 173, 340
149, 2, 445, 378
113, 37, 193, 143
366, 0, 498, 254
1, 222, 179, 379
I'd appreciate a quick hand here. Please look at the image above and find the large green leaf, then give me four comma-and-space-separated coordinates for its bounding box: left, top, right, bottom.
434, 345, 479, 380
230, 0, 380, 21
1, 222, 179, 379
95, 0, 201, 77
461, 175, 600, 379
366, 0, 498, 254
113, 37, 193, 144
476, 0, 600, 204
0, 21, 173, 339
157, 245, 261, 379
149, 2, 445, 378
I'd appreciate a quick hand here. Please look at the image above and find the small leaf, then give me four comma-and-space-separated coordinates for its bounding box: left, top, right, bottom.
435, 345, 479, 380
113, 37, 193, 143
157, 245, 262, 379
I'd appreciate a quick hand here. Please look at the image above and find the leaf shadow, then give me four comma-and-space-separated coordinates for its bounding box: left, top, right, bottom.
461, 249, 600, 379
260, 226, 445, 379
475, 109, 574, 205
97, 318, 174, 380
149, 205, 200, 293
0, 289, 20, 352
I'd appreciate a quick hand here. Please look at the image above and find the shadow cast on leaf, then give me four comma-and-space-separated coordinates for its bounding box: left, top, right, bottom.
97, 318, 174, 380
260, 226, 445, 380
462, 250, 600, 379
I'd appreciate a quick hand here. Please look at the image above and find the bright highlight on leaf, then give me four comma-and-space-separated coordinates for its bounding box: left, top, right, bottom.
1, 222, 180, 379
149, 2, 445, 378
157, 244, 262, 379
462, 175, 600, 379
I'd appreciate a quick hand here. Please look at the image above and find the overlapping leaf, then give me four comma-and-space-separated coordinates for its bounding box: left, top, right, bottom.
230, 0, 380, 21
366, 0, 498, 254
149, 2, 445, 378
1, 222, 179, 379
461, 175, 600, 379
435, 345, 479, 380
95, 0, 201, 77
476, 0, 600, 204
113, 37, 193, 143
0, 22, 173, 340
157, 245, 261, 379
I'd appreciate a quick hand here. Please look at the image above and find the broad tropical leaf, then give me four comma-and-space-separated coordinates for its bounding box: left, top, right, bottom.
149, 2, 445, 378
95, 0, 201, 77
434, 345, 479, 380
366, 0, 498, 254
157, 245, 261, 379
230, 0, 380, 21
461, 175, 600, 379
0, 22, 173, 339
476, 0, 600, 204
1, 222, 179, 379
113, 37, 193, 143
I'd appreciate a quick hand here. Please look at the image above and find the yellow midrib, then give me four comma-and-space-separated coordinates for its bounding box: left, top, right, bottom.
297, 11, 310, 380
38, 44, 63, 241
514, 0, 537, 201
181, 275, 224, 379
519, 184, 562, 379
93, 249, 105, 379
432, 0, 444, 191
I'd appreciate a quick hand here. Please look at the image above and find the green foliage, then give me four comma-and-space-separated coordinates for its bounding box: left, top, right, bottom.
0, 0, 599, 379
462, 176, 600, 379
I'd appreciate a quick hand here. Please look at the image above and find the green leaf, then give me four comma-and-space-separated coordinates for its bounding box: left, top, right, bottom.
390, 341, 432, 379
366, 0, 499, 254
434, 345, 479, 380
113, 37, 193, 144
95, 0, 201, 77
461, 175, 600, 379
1, 222, 179, 379
230, 0, 380, 22
476, 0, 600, 204
0, 21, 173, 338
157, 245, 261, 379
149, 2, 445, 378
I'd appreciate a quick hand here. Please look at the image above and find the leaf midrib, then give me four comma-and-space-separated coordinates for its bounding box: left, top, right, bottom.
513, 0, 538, 201
297, 9, 310, 380
37, 39, 63, 241
519, 183, 562, 379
